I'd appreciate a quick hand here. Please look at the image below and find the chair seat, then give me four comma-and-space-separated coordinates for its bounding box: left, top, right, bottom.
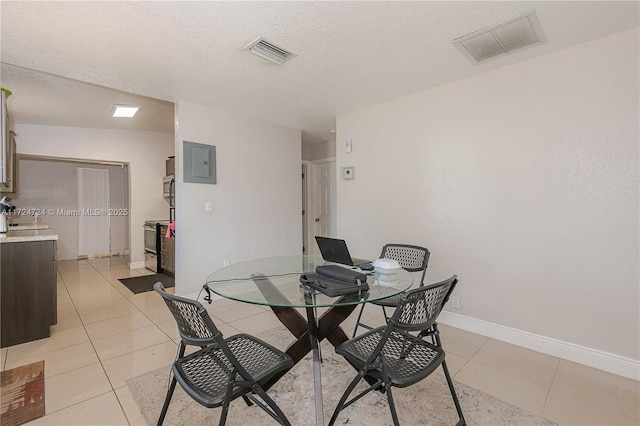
174, 334, 293, 408
336, 327, 444, 388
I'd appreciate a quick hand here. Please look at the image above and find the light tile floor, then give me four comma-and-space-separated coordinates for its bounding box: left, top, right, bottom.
2, 257, 638, 425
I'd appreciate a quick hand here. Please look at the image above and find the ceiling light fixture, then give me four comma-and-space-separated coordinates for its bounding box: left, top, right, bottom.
112, 105, 140, 118
244, 37, 296, 65
453, 10, 546, 64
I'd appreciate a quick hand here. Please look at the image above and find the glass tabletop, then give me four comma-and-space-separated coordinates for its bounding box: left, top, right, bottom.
205, 255, 414, 308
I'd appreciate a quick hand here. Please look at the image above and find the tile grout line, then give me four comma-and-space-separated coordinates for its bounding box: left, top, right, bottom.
85, 256, 180, 347
67, 258, 139, 423
19, 263, 122, 421
540, 358, 561, 421
83, 257, 167, 425
62, 261, 117, 388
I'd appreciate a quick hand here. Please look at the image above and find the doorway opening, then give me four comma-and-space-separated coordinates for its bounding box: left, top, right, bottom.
11, 154, 130, 261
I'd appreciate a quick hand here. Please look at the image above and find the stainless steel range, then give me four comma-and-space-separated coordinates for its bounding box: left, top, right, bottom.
144, 220, 169, 272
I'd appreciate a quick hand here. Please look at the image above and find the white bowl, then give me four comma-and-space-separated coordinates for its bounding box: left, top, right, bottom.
373, 258, 401, 271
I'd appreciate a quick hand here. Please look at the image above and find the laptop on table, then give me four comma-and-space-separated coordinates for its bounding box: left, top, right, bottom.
315, 236, 370, 267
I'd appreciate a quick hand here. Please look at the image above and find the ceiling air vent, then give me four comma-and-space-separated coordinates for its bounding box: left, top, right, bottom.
244, 37, 296, 65
453, 10, 545, 64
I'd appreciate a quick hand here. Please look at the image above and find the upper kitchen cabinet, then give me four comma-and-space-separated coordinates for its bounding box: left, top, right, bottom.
1, 90, 17, 194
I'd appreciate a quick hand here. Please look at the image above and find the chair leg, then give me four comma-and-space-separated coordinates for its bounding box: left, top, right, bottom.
442, 360, 466, 426
329, 371, 366, 426
252, 386, 291, 426
382, 306, 390, 323
384, 383, 400, 426
157, 375, 178, 426
432, 324, 465, 425
218, 403, 230, 426
352, 303, 367, 338
218, 372, 237, 426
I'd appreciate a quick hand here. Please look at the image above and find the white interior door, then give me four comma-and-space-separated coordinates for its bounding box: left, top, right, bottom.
308, 160, 336, 255
77, 167, 110, 257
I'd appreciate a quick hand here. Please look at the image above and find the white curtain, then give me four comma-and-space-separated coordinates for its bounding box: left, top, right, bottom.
77, 167, 110, 256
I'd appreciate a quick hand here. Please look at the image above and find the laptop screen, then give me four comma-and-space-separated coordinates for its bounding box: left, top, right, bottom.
315, 236, 369, 266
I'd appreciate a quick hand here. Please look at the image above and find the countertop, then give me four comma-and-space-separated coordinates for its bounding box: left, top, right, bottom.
0, 228, 58, 243
8, 224, 50, 231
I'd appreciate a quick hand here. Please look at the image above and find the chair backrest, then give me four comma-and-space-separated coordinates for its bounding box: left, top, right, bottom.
154, 282, 218, 346
154, 282, 270, 384
380, 244, 430, 285
389, 275, 457, 333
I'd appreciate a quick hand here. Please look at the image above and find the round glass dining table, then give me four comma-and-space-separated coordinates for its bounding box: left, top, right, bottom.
206, 255, 413, 426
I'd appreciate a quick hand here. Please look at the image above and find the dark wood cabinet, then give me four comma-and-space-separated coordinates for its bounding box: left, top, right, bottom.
1, 240, 57, 347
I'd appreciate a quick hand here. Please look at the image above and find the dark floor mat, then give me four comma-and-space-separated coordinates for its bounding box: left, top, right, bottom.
118, 273, 175, 294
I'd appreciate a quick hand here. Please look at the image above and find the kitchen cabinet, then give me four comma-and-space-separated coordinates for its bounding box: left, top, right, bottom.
1, 90, 16, 194
2, 131, 17, 193
165, 235, 175, 275
1, 239, 57, 347
160, 224, 175, 275
166, 156, 175, 176
1, 131, 17, 193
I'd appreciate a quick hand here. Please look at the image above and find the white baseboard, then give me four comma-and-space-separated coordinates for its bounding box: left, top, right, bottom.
438, 310, 639, 381
158, 294, 639, 380
129, 261, 145, 270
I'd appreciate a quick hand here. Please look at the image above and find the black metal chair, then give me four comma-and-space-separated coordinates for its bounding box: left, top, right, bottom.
329, 276, 465, 426
154, 283, 218, 360
154, 282, 293, 426
352, 244, 430, 338
156, 282, 260, 411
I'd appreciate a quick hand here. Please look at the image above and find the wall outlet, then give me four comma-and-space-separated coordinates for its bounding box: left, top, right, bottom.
223, 259, 230, 267
205, 201, 213, 212
451, 296, 460, 309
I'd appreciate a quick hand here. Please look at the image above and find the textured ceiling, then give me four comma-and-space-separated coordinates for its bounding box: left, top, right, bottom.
1, 64, 174, 133
1, 1, 638, 141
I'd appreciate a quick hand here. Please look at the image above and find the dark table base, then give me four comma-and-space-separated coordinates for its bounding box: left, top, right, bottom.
250, 274, 372, 390
262, 303, 356, 390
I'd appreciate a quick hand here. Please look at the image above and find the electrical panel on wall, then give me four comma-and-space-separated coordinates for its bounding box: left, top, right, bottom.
183, 141, 216, 184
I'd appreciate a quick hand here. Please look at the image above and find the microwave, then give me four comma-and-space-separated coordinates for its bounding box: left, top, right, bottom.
163, 175, 175, 200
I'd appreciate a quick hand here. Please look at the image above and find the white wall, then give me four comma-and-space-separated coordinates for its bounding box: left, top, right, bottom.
11, 159, 128, 260
302, 139, 336, 161
14, 124, 174, 264
174, 101, 302, 295
336, 28, 639, 361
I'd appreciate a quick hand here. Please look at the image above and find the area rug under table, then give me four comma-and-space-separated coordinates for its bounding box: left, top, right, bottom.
1, 360, 45, 426
127, 327, 556, 425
